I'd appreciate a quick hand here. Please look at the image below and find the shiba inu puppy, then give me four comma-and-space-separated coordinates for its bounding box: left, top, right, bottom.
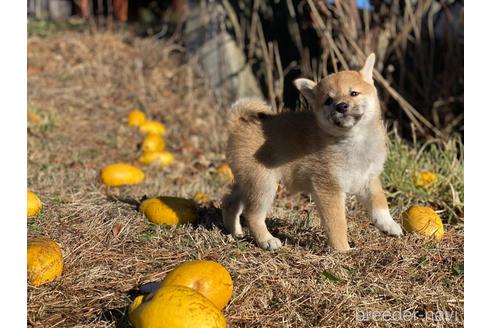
221, 54, 403, 251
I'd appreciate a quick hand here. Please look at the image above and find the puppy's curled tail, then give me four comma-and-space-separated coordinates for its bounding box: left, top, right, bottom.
228, 98, 272, 125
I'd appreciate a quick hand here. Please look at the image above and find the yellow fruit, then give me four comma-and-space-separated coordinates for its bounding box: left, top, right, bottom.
28, 112, 44, 126
140, 197, 198, 225
139, 121, 166, 135
193, 192, 209, 204
157, 152, 175, 166
101, 163, 145, 187
138, 151, 175, 166
403, 206, 444, 240
142, 134, 166, 153
216, 163, 233, 182
138, 152, 160, 165
161, 260, 233, 310
128, 110, 146, 127
27, 238, 63, 286
129, 286, 226, 328
128, 295, 144, 314
27, 191, 42, 217
414, 171, 437, 188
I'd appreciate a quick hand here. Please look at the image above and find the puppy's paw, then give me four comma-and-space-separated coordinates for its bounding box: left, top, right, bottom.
330, 241, 352, 252
257, 237, 282, 251
373, 209, 403, 236
223, 221, 244, 239
377, 219, 403, 236
232, 231, 245, 239
333, 246, 353, 253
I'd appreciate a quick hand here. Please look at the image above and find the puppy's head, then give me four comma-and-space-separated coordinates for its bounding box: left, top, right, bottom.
294, 54, 379, 136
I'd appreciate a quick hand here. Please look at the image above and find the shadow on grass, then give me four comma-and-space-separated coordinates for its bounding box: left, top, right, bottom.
264, 217, 339, 250
106, 195, 140, 210
108, 195, 228, 232
99, 284, 159, 328
99, 306, 131, 328
196, 204, 226, 231
108, 194, 336, 251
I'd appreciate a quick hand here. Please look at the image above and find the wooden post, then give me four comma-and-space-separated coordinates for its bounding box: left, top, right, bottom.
78, 0, 91, 18
113, 0, 128, 22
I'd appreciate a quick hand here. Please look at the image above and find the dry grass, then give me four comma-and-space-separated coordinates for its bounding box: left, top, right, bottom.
28, 30, 463, 327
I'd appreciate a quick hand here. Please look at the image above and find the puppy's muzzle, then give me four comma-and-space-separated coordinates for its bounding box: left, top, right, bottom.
335, 102, 349, 114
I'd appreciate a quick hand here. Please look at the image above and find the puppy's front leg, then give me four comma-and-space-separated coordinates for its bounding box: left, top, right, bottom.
312, 188, 351, 251
358, 177, 403, 236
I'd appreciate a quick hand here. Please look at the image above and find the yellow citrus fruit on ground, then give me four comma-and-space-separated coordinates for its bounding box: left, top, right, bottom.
161, 260, 233, 310
193, 192, 209, 204
129, 285, 226, 328
414, 171, 437, 188
139, 121, 166, 135
101, 163, 145, 187
216, 163, 233, 182
142, 134, 166, 153
128, 110, 146, 127
28, 112, 44, 126
403, 206, 444, 240
140, 197, 198, 225
27, 191, 42, 217
128, 295, 144, 314
138, 151, 175, 166
27, 238, 63, 286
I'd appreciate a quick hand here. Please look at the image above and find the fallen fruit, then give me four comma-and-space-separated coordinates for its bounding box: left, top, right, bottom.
27, 238, 63, 286
128, 295, 144, 314
414, 171, 437, 188
129, 286, 226, 328
140, 197, 198, 225
403, 206, 444, 240
28, 112, 44, 126
161, 260, 233, 310
101, 163, 145, 186
216, 163, 233, 182
138, 151, 175, 166
142, 134, 166, 153
193, 192, 209, 204
27, 191, 42, 217
128, 110, 146, 127
139, 121, 166, 135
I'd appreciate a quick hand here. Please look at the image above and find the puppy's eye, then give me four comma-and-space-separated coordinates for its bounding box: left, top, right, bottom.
350, 91, 360, 97
324, 97, 333, 106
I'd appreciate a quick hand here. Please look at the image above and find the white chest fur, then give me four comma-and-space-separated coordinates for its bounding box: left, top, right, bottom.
332, 132, 386, 194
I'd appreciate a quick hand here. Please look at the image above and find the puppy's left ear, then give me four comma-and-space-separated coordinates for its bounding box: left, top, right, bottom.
360, 53, 376, 84
294, 78, 317, 106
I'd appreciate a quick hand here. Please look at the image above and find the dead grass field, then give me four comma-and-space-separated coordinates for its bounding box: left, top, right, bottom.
27, 30, 463, 327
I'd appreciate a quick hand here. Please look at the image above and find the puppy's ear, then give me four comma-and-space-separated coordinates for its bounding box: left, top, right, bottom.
360, 53, 376, 84
294, 78, 317, 105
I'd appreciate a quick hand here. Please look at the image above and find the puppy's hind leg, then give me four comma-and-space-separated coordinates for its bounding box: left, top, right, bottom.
242, 176, 281, 251
222, 183, 245, 238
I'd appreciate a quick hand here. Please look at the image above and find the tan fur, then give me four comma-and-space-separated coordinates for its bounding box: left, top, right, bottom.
222, 54, 402, 252
369, 178, 389, 210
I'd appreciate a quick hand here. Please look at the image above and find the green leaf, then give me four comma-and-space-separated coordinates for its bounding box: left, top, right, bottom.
321, 270, 341, 283
237, 241, 251, 251
452, 263, 464, 276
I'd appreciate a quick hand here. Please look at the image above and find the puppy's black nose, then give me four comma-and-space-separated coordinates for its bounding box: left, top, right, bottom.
335, 102, 349, 114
